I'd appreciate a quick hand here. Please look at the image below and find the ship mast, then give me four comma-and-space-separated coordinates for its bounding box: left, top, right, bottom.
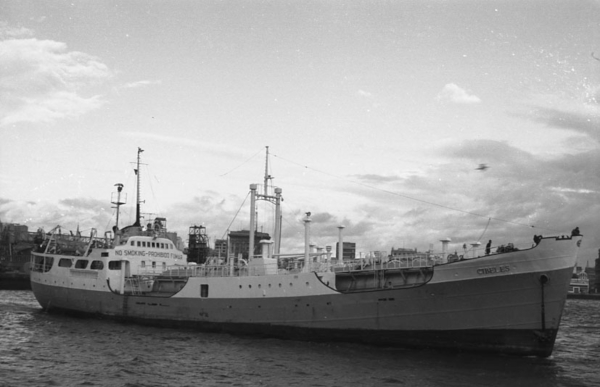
111, 183, 126, 228
248, 146, 283, 259
264, 146, 270, 196
133, 147, 144, 227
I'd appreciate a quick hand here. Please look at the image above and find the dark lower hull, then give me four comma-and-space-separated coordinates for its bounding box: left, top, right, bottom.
39, 301, 557, 357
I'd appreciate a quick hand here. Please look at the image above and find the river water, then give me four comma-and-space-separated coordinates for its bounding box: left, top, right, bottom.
1, 290, 598, 387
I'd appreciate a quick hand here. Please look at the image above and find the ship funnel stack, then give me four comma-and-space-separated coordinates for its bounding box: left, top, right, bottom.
303, 213, 312, 272
440, 238, 452, 262
249, 184, 258, 261
260, 239, 273, 259
338, 225, 345, 262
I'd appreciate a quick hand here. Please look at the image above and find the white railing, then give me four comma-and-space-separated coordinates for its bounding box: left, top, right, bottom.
570, 278, 589, 285
331, 256, 438, 272
132, 250, 448, 280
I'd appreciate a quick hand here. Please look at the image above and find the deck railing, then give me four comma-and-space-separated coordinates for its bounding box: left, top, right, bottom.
136, 252, 443, 280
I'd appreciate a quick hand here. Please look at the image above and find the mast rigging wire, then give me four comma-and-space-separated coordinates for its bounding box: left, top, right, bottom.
476, 218, 492, 242
220, 191, 251, 240
220, 149, 264, 177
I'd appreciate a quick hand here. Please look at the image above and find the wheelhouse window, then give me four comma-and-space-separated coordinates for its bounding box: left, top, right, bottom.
43, 257, 54, 272
58, 258, 72, 268
90, 261, 104, 270
34, 256, 54, 272
130, 241, 135, 246
137, 241, 141, 247
75, 260, 88, 269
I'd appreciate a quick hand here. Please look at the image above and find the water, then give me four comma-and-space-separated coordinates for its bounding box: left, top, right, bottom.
1, 291, 598, 387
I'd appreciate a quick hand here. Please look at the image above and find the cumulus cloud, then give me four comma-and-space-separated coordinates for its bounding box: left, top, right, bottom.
436, 83, 481, 104
0, 197, 113, 234
0, 34, 113, 126
0, 23, 34, 38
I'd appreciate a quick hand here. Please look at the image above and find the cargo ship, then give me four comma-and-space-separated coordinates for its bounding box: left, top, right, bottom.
30, 148, 581, 357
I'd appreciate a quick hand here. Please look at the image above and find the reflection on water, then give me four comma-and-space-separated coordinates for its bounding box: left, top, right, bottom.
1, 291, 598, 387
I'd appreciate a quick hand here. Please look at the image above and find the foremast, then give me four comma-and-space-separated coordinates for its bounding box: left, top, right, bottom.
133, 147, 144, 227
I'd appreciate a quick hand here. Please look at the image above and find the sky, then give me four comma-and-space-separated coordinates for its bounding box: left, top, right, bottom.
1, 0, 599, 265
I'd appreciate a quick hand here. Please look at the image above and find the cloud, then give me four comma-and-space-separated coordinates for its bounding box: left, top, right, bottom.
436, 83, 481, 104
0, 197, 113, 234
514, 85, 600, 145
119, 131, 257, 161
0, 23, 34, 38
123, 80, 162, 89
357, 89, 373, 98
529, 106, 600, 142
351, 174, 403, 184
0, 35, 113, 126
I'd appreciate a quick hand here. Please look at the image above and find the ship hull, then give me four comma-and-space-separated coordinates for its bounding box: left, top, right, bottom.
32, 279, 561, 356
31, 237, 577, 357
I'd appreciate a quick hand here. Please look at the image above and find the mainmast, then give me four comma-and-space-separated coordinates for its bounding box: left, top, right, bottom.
248, 146, 283, 260
264, 146, 270, 196
133, 147, 144, 227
